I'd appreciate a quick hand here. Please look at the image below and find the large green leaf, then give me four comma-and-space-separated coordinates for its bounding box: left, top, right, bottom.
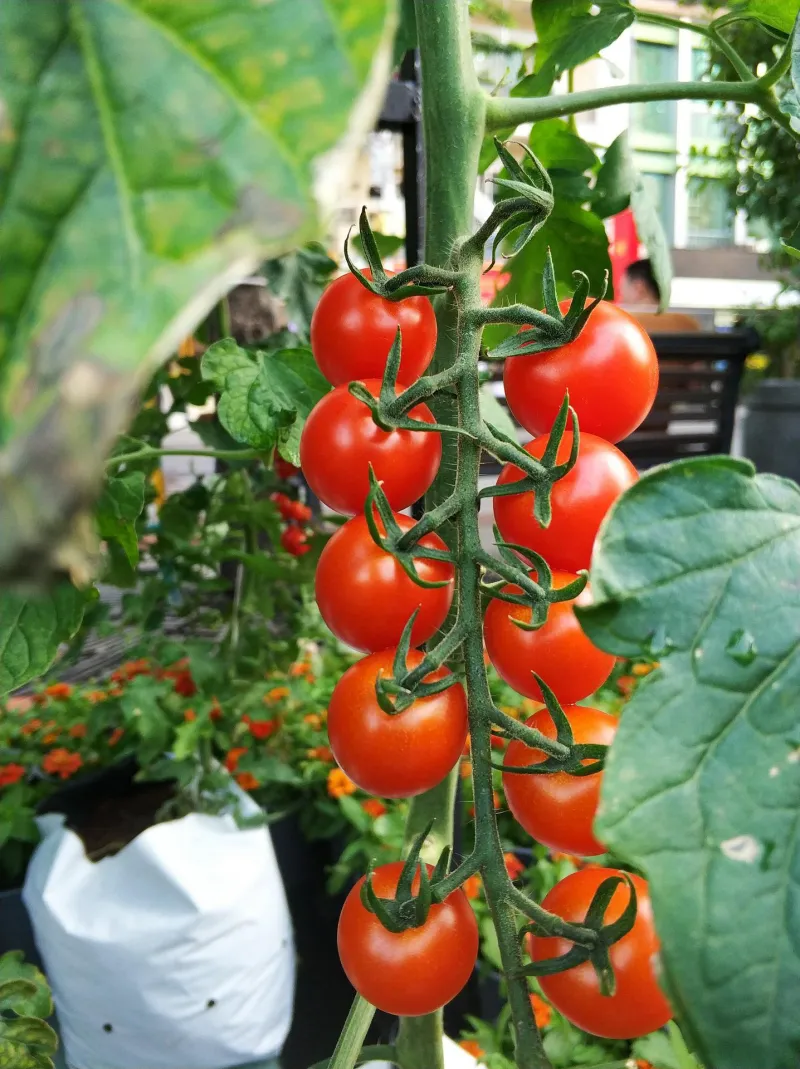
529, 120, 599, 173
579, 456, 800, 1069
0, 584, 85, 698
0, 0, 394, 582
0, 954, 52, 1021
522, 0, 634, 96
742, 0, 800, 33
96, 470, 146, 567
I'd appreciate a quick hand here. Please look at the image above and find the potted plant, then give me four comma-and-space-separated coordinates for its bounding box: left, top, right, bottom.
739, 302, 800, 482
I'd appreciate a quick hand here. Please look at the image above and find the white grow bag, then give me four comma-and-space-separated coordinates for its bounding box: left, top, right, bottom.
23, 792, 294, 1069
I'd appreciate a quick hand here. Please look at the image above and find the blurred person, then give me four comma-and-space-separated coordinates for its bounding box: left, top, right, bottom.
620, 260, 701, 333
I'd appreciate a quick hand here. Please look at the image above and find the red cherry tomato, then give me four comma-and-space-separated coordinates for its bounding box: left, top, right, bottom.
274, 458, 300, 480
315, 513, 454, 652
504, 301, 659, 444
280, 526, 310, 556
483, 571, 614, 703
503, 705, 617, 856
300, 380, 441, 514
528, 868, 672, 1038
328, 649, 467, 797
338, 861, 479, 1016
311, 271, 437, 386
493, 432, 638, 572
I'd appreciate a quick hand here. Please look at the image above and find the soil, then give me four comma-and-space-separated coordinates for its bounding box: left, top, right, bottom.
67, 780, 176, 861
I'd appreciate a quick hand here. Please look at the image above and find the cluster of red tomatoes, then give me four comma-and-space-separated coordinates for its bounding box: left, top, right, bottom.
302, 273, 670, 1038
272, 489, 313, 556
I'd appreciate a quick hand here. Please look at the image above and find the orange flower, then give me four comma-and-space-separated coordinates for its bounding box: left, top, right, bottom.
460, 760, 472, 779
171, 670, 196, 698
304, 713, 323, 729
304, 672, 317, 684
265, 686, 290, 704
184, 709, 196, 722
69, 723, 88, 739
463, 874, 481, 900
459, 1039, 484, 1059
632, 662, 659, 677
86, 690, 108, 704
327, 768, 357, 799
361, 799, 387, 819
503, 852, 525, 881
530, 993, 552, 1029
209, 699, 223, 722
42, 732, 59, 745
236, 772, 259, 791
493, 790, 501, 809
636, 1061, 655, 1069
307, 746, 334, 763
617, 675, 635, 697
42, 749, 83, 780
0, 764, 25, 787
5, 696, 34, 714
109, 686, 124, 698
289, 660, 311, 677
225, 747, 248, 773
111, 659, 150, 683
248, 718, 278, 740
20, 719, 42, 736
45, 683, 73, 700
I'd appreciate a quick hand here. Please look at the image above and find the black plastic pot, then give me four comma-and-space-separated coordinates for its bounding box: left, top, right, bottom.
742, 379, 800, 483
0, 886, 42, 970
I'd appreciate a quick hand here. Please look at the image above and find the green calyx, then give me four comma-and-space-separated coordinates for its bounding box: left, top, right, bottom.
360, 824, 454, 933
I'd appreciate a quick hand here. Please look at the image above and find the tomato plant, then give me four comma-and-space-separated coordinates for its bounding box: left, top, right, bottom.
483, 571, 615, 703
504, 301, 659, 444
300, 380, 441, 514
503, 705, 617, 856
528, 868, 672, 1039
314, 513, 454, 652
310, 271, 437, 386
328, 649, 467, 797
337, 861, 479, 1017
493, 432, 638, 573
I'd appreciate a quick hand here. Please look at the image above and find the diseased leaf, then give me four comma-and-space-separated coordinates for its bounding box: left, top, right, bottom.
0, 585, 85, 698
579, 456, 800, 1069
0, 0, 395, 581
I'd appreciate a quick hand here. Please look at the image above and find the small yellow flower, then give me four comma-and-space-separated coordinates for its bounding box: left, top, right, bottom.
745, 353, 769, 371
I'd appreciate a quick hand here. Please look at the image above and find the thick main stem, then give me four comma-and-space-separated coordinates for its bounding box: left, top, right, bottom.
396, 3, 485, 1069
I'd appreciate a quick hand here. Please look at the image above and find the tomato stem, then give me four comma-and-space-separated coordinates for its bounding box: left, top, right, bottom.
326, 995, 376, 1069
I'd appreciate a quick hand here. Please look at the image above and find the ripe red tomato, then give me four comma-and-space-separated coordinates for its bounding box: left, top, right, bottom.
299, 380, 441, 514
338, 861, 479, 1016
274, 457, 299, 480
315, 513, 454, 652
493, 431, 638, 572
280, 526, 310, 556
328, 649, 467, 797
483, 571, 614, 703
503, 705, 617, 855
504, 301, 658, 444
528, 868, 672, 1038
310, 271, 437, 386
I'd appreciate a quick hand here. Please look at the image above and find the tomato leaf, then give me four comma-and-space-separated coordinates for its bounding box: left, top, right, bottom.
529, 120, 599, 174
200, 340, 256, 392
96, 471, 146, 567
741, 0, 798, 34
579, 456, 800, 1069
0, 0, 395, 582
521, 0, 634, 96
479, 384, 519, 443
0, 584, 86, 698
592, 132, 635, 220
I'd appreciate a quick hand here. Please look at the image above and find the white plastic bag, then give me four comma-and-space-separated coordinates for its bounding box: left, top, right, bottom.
23, 793, 294, 1069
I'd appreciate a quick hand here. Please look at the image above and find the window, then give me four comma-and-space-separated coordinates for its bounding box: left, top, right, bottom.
687, 177, 735, 247
690, 49, 728, 142
640, 172, 676, 245
631, 42, 678, 137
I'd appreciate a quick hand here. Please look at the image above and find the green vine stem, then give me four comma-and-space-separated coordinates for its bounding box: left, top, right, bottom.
106, 447, 263, 469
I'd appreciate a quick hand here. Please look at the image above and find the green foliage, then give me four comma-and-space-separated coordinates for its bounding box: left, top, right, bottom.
0, 953, 56, 1069
95, 472, 146, 568
201, 339, 327, 463
581, 456, 800, 1069
261, 244, 339, 340
0, 0, 393, 583
0, 585, 86, 699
